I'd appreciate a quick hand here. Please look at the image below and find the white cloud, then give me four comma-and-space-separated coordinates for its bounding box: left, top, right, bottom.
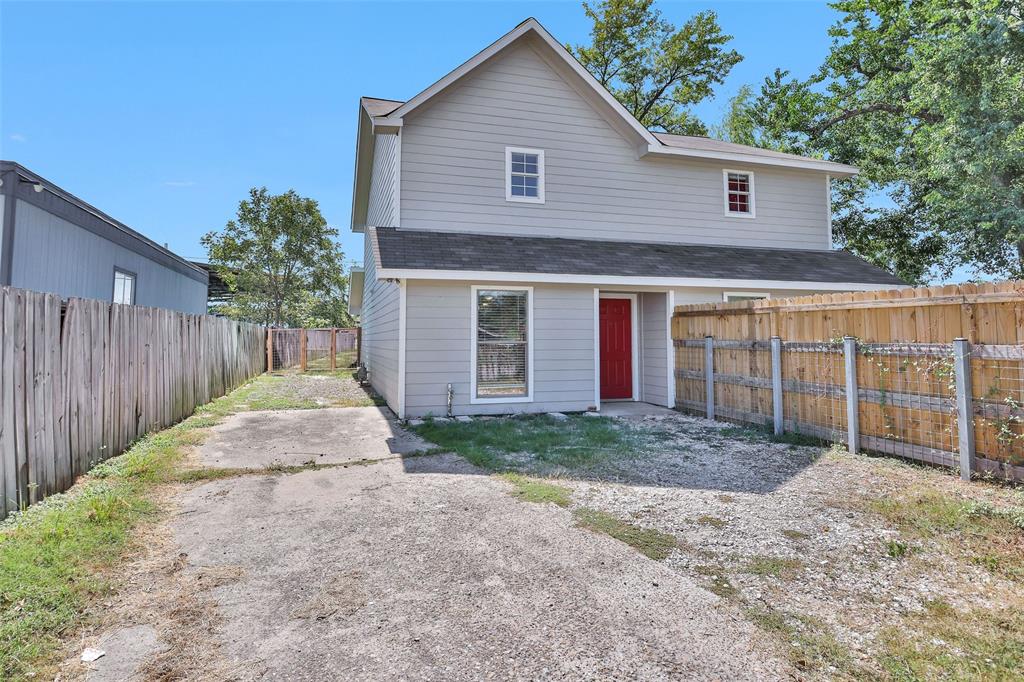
9, 133, 27, 143
162, 180, 196, 187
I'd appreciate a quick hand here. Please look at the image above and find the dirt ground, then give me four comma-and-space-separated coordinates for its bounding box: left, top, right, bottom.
64, 375, 1022, 680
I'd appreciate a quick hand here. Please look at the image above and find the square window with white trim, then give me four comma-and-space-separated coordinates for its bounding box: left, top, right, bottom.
506, 147, 544, 203
723, 170, 754, 217
473, 287, 532, 400
113, 269, 136, 305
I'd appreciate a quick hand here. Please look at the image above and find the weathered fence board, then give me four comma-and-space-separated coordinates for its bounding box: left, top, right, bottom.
1, 286, 266, 519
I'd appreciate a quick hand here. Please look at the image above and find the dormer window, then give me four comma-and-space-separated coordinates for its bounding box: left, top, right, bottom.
506, 147, 544, 204
723, 170, 755, 217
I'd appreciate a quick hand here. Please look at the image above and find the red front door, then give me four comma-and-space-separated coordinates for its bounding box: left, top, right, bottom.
599, 297, 633, 400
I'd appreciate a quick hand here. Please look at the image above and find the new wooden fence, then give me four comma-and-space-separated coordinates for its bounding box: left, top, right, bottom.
1, 286, 266, 519
673, 281, 1024, 481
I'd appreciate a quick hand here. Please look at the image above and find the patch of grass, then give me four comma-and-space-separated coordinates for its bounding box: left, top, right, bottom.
695, 564, 738, 598
498, 473, 572, 507
695, 514, 727, 528
744, 604, 862, 676
864, 487, 1024, 582
879, 598, 1024, 681
741, 556, 803, 579
573, 507, 679, 561
228, 373, 382, 411
410, 414, 647, 472
886, 539, 913, 559
781, 529, 809, 541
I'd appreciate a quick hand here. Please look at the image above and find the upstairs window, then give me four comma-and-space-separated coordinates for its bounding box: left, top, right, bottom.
724, 170, 755, 217
506, 147, 544, 204
112, 268, 136, 305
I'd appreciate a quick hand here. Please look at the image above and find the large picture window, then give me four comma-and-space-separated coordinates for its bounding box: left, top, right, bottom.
472, 287, 533, 402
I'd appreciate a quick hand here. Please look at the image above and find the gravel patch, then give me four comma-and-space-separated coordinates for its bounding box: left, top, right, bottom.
240, 371, 380, 409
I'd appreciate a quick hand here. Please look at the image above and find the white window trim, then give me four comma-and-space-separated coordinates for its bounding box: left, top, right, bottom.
470, 285, 534, 404
505, 147, 545, 204
723, 169, 755, 218
112, 267, 137, 305
598, 293, 640, 402
723, 291, 771, 302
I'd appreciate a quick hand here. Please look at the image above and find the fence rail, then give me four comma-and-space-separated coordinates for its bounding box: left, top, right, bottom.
673, 281, 1024, 482
1, 286, 266, 519
267, 327, 360, 372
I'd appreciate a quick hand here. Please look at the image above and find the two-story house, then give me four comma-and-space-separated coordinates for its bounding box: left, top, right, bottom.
348, 18, 904, 419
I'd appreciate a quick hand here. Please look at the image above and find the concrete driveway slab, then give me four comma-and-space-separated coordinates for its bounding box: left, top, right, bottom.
196, 407, 429, 469
171, 453, 786, 681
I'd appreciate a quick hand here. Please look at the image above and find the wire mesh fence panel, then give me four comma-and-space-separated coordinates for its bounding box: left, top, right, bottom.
269, 328, 360, 372
674, 342, 707, 415
711, 342, 774, 428
269, 329, 303, 371
972, 349, 1024, 467
780, 342, 846, 443
856, 343, 958, 466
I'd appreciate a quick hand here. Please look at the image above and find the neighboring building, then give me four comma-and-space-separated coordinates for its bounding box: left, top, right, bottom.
348, 18, 905, 419
0, 161, 207, 314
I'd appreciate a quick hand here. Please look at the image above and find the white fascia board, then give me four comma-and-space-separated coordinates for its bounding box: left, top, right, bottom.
387, 18, 658, 147
371, 117, 403, 134
642, 144, 859, 177
376, 268, 904, 292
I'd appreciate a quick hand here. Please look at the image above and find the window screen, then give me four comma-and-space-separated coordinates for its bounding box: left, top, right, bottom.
113, 269, 135, 305
476, 289, 529, 398
726, 172, 752, 214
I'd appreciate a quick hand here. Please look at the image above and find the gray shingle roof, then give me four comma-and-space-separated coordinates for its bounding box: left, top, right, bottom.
373, 228, 905, 286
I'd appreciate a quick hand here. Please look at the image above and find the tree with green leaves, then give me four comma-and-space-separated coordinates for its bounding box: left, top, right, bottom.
728, 0, 1023, 283
202, 188, 352, 327
570, 0, 742, 135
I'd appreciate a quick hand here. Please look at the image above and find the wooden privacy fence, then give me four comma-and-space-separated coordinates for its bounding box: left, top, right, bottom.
1, 286, 266, 519
673, 281, 1024, 482
266, 327, 360, 372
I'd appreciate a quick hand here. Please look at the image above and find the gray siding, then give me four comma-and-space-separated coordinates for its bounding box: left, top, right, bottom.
400, 43, 830, 250
404, 281, 595, 417
10, 201, 206, 313
360, 230, 401, 412
367, 133, 399, 227
640, 292, 669, 407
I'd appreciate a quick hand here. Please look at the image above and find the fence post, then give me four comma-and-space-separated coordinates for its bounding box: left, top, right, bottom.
300, 329, 307, 372
843, 336, 859, 454
953, 338, 975, 481
704, 335, 715, 420
330, 328, 337, 371
771, 336, 783, 436
356, 327, 362, 366
266, 329, 273, 373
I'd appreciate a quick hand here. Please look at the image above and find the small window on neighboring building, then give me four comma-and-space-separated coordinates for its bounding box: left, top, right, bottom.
724, 170, 754, 217
113, 269, 136, 305
473, 287, 532, 401
506, 147, 544, 203
723, 292, 769, 303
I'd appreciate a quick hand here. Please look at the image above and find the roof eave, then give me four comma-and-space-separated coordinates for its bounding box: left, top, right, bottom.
641, 144, 859, 177
374, 267, 904, 291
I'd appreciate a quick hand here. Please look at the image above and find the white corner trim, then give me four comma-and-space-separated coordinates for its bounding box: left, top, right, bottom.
599, 293, 640, 402
723, 169, 756, 219
723, 291, 771, 302
394, 129, 402, 227
469, 285, 535, 405
505, 147, 545, 204
397, 279, 407, 419
376, 268, 903, 292
826, 174, 832, 250
592, 287, 600, 411
665, 290, 675, 409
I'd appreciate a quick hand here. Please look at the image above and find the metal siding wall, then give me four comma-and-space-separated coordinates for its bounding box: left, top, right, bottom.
10, 201, 207, 313
400, 43, 831, 250
404, 280, 595, 418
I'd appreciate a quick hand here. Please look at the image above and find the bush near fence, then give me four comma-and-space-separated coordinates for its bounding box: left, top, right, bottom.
672, 281, 1024, 481
0, 286, 266, 519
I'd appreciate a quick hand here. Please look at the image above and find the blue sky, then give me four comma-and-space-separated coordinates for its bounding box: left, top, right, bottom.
2, 1, 841, 269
